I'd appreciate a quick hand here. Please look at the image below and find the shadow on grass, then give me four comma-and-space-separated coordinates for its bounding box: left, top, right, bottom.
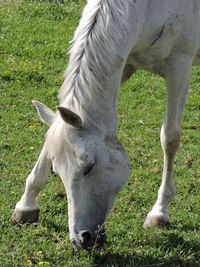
91, 231, 200, 267
92, 252, 162, 267
171, 222, 200, 232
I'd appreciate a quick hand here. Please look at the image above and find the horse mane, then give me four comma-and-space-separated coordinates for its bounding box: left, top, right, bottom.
59, 0, 103, 102
58, 0, 131, 127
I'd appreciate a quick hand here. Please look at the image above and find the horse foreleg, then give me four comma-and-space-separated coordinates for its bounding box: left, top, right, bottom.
144, 53, 192, 227
11, 144, 51, 223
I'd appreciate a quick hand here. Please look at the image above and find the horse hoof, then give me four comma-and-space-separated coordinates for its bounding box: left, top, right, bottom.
11, 209, 40, 224
143, 215, 170, 228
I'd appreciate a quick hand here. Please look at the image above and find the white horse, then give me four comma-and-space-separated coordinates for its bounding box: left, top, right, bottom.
12, 0, 200, 249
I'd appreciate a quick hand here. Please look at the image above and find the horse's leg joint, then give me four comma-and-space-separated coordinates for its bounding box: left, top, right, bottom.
161, 126, 180, 155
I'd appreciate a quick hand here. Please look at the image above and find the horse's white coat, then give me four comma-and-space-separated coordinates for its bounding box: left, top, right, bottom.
13, 0, 200, 247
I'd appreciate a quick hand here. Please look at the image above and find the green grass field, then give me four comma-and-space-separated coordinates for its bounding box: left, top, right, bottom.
0, 1, 200, 266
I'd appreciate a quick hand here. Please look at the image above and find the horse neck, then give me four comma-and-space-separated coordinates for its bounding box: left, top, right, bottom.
60, 63, 125, 134
58, 0, 140, 134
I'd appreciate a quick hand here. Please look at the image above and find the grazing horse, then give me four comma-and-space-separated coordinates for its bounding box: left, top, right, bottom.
12, 0, 200, 249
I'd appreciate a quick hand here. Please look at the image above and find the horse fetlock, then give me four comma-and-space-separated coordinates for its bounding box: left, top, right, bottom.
143, 208, 170, 228
11, 208, 40, 224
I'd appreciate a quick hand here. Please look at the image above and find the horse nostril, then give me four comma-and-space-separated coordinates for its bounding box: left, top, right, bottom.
79, 230, 93, 246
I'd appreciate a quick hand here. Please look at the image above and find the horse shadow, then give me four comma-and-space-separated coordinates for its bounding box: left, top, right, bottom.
91, 227, 200, 267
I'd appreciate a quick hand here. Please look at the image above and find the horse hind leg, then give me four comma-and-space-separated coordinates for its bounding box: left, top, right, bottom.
11, 145, 51, 223
144, 53, 192, 227
144, 124, 179, 227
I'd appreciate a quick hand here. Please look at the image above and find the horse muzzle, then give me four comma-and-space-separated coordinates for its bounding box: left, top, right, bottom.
71, 226, 106, 249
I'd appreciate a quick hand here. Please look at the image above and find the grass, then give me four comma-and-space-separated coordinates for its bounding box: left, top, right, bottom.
0, 1, 200, 266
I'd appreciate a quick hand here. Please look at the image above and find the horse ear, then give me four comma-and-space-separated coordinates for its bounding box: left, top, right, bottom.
57, 106, 82, 129
32, 100, 55, 126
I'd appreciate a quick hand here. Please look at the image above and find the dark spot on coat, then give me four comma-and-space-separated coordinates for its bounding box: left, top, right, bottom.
104, 134, 126, 154
151, 25, 165, 46
109, 154, 120, 165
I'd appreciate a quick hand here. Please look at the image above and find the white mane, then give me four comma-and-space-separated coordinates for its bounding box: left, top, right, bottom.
59, 0, 130, 127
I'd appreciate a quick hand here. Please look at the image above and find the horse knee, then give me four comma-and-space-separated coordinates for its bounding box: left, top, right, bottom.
160, 125, 180, 155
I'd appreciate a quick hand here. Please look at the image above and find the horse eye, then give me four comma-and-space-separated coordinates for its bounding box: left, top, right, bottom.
84, 163, 95, 176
